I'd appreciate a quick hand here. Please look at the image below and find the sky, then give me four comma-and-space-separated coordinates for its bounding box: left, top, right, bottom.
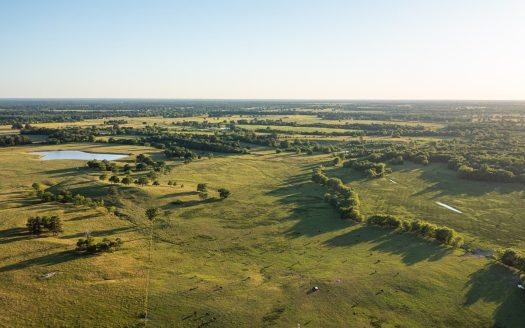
0, 0, 524, 100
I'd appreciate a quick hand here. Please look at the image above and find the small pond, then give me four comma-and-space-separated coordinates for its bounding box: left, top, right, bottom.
33, 150, 128, 161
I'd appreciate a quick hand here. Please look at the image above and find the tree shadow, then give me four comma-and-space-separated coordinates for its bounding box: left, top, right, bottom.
162, 197, 222, 209
324, 226, 452, 265
404, 164, 518, 198
0, 227, 31, 245
158, 191, 199, 199
68, 213, 100, 221
463, 263, 525, 327
59, 226, 135, 240
0, 250, 79, 273
267, 173, 350, 238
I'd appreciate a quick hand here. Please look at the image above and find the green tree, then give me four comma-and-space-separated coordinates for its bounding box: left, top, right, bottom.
146, 208, 160, 221
197, 183, 208, 192
218, 188, 230, 199
138, 176, 150, 186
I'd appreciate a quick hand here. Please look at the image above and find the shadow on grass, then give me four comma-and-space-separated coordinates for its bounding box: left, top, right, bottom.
402, 163, 518, 198
40, 167, 89, 178
464, 263, 525, 327
60, 226, 135, 240
162, 197, 222, 209
158, 191, 199, 199
0, 250, 79, 273
324, 226, 453, 265
0, 227, 31, 245
68, 213, 100, 221
266, 172, 350, 238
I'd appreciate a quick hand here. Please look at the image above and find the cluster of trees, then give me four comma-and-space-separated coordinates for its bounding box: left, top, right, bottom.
100, 174, 157, 186
367, 215, 464, 247
143, 133, 246, 155
0, 135, 31, 147
135, 154, 170, 174
234, 118, 440, 136
499, 249, 525, 272
87, 159, 118, 172
21, 126, 97, 143
104, 119, 128, 125
164, 146, 199, 162
344, 160, 389, 178
457, 164, 518, 183
75, 235, 123, 254
26, 216, 63, 235
311, 167, 363, 222
32, 183, 104, 208
89, 154, 171, 186
341, 127, 525, 184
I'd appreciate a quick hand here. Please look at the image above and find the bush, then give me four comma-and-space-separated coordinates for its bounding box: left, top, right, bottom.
197, 183, 208, 192
218, 188, 231, 199
499, 249, 525, 271
76, 236, 123, 254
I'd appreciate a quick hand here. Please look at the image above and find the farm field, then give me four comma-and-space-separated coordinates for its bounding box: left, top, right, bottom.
0, 140, 524, 327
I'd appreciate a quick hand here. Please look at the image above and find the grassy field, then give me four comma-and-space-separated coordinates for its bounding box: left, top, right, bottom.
0, 142, 524, 327
329, 162, 525, 251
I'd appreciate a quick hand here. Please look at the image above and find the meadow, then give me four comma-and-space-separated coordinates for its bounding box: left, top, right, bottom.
0, 141, 523, 327
0, 106, 524, 327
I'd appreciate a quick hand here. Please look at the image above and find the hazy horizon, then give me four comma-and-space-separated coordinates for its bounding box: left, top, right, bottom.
1, 0, 524, 99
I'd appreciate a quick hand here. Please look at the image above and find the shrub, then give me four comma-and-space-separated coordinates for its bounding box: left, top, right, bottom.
76, 236, 123, 254
218, 188, 231, 199
197, 183, 208, 192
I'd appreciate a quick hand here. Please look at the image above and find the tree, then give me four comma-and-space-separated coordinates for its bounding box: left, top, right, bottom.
138, 176, 150, 186
218, 188, 230, 199
435, 227, 455, 244
121, 176, 132, 185
197, 183, 208, 192
109, 175, 120, 183
26, 217, 44, 235
26, 215, 62, 236
46, 216, 63, 235
146, 208, 159, 221
31, 182, 42, 191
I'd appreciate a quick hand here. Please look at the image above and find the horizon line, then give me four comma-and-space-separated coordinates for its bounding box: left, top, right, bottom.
1, 97, 525, 102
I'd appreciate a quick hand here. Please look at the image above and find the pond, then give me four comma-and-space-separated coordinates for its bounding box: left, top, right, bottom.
33, 150, 128, 161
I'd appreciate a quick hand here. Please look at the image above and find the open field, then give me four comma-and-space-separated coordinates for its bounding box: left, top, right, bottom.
0, 142, 524, 327
329, 163, 525, 251
26, 114, 445, 130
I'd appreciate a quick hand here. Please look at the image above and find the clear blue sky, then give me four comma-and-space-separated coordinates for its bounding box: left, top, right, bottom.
1, 0, 524, 99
